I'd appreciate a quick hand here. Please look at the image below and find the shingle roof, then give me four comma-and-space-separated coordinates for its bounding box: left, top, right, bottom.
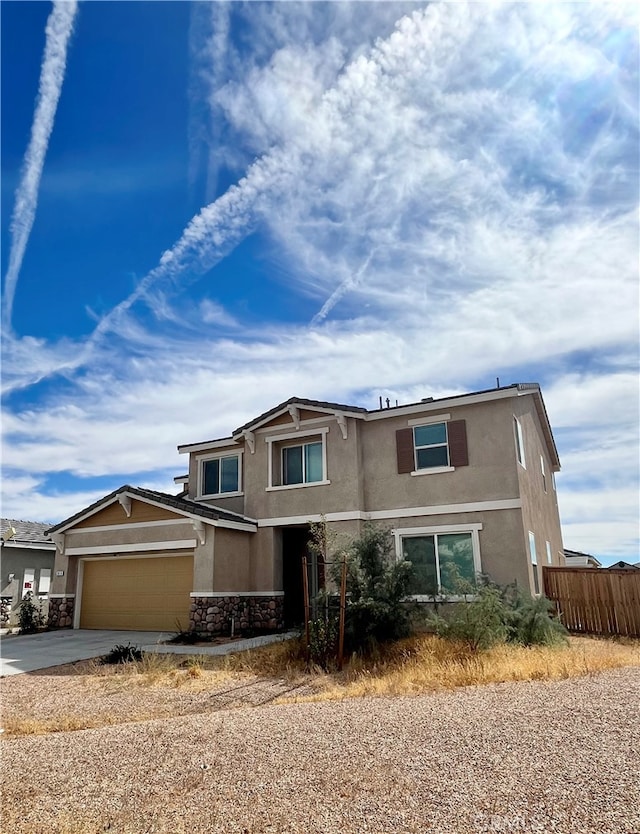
46, 485, 256, 535
1, 518, 55, 546
233, 396, 368, 436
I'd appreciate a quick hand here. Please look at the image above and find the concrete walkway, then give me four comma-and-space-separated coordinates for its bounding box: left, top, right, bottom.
0, 629, 296, 677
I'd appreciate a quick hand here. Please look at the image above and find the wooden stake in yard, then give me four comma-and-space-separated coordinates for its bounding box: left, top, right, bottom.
337, 554, 347, 671
302, 555, 310, 650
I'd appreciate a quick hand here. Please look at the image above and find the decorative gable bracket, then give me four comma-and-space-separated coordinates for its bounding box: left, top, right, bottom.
51, 532, 65, 554
243, 430, 255, 454
287, 404, 300, 429
192, 519, 206, 545
335, 413, 348, 440
118, 494, 132, 517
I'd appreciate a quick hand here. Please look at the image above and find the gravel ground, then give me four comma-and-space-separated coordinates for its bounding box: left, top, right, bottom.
1, 667, 639, 834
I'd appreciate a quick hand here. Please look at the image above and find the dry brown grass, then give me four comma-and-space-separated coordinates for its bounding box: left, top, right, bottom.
278, 634, 640, 703
2, 635, 638, 739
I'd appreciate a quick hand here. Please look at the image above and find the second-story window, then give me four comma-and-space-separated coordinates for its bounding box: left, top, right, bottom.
396, 417, 468, 474
514, 416, 526, 467
282, 441, 323, 485
414, 423, 449, 469
200, 454, 240, 497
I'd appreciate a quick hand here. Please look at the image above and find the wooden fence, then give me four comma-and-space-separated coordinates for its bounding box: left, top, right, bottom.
543, 566, 640, 638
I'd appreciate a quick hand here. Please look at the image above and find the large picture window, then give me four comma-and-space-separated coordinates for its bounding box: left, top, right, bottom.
200, 454, 240, 497
400, 530, 478, 596
283, 441, 323, 485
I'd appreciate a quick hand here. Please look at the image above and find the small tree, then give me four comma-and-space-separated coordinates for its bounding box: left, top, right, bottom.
18, 591, 45, 634
333, 524, 418, 655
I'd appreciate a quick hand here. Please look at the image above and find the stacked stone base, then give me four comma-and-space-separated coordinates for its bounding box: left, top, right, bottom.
48, 597, 75, 629
1, 597, 12, 627
190, 595, 284, 636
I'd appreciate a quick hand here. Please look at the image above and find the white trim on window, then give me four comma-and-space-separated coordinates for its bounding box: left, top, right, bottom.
407, 413, 451, 427
196, 450, 243, 499
266, 427, 329, 489
529, 530, 540, 594
266, 480, 331, 493
410, 466, 454, 476
540, 456, 547, 493
392, 523, 482, 601
546, 541, 552, 565
514, 416, 526, 468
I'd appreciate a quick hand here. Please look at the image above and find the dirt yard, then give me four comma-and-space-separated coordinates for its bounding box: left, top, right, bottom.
1, 664, 639, 834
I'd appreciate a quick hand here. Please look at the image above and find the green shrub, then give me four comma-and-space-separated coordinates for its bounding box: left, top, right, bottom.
333, 524, 421, 655
432, 578, 568, 652
431, 583, 508, 652
503, 585, 568, 646
307, 614, 339, 670
18, 591, 45, 634
100, 643, 143, 665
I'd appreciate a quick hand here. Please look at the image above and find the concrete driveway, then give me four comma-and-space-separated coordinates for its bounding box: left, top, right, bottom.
0, 629, 297, 677
0, 629, 168, 676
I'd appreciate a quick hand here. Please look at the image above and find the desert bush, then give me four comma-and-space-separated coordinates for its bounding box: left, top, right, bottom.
18, 591, 45, 634
431, 578, 568, 652
332, 524, 421, 655
307, 612, 339, 670
101, 643, 143, 665
502, 585, 568, 646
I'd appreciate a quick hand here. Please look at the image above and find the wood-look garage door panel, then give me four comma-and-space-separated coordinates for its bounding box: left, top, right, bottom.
80, 555, 193, 631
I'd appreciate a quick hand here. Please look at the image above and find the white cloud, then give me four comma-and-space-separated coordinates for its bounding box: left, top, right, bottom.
1, 2, 638, 563
2, 1, 78, 331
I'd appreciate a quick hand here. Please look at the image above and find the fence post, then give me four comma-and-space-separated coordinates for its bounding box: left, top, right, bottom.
302, 555, 310, 652
337, 555, 347, 671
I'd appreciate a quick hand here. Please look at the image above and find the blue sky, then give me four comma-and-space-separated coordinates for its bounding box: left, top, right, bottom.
1, 1, 638, 566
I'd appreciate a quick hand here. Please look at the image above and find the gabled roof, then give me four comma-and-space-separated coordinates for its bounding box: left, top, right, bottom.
177, 382, 560, 470
46, 485, 257, 535
233, 396, 368, 436
1, 518, 55, 548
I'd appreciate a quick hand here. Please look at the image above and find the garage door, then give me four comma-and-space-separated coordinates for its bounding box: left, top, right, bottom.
80, 555, 193, 631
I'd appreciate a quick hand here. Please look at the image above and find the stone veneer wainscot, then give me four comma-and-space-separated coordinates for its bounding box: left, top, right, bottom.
48, 596, 75, 629
190, 595, 284, 636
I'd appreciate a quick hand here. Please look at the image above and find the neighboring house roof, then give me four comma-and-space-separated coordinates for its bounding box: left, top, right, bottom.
178, 382, 560, 469
46, 485, 257, 536
1, 518, 55, 549
605, 560, 640, 570
563, 548, 602, 568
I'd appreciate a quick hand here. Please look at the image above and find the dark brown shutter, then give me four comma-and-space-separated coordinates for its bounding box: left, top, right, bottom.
448, 420, 468, 467
396, 428, 414, 474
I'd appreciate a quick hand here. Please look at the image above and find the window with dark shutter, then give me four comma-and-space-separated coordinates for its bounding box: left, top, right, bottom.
448, 420, 468, 467
396, 428, 414, 473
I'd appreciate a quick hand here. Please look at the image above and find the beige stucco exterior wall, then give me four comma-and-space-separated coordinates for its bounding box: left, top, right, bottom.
361, 399, 521, 511
243, 416, 364, 521
212, 527, 251, 592
380, 509, 529, 589
513, 396, 564, 592
51, 516, 200, 597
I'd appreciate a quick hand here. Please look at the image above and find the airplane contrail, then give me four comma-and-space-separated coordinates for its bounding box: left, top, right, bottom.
2, 1, 78, 332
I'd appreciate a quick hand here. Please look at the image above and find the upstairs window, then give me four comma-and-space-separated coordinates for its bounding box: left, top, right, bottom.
282, 441, 323, 485
514, 417, 526, 468
266, 427, 329, 490
200, 454, 240, 497
396, 419, 468, 474
414, 423, 449, 469
540, 456, 547, 492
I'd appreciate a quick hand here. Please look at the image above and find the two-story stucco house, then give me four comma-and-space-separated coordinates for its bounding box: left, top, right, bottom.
46, 382, 564, 633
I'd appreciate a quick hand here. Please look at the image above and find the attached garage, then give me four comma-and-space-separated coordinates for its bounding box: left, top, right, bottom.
79, 554, 193, 631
